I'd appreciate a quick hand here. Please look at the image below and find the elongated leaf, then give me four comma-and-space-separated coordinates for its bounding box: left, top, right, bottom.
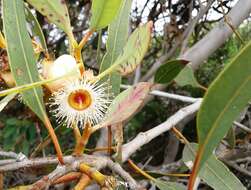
25, 7, 47, 51
0, 69, 78, 98
153, 179, 186, 190
183, 143, 245, 190
3, 0, 46, 122
154, 60, 188, 84
104, 82, 152, 126
100, 0, 132, 95
175, 65, 201, 88
0, 93, 17, 112
97, 22, 152, 80
90, 0, 123, 30
115, 22, 152, 76
99, 1, 132, 161
26, 0, 73, 39
193, 41, 251, 180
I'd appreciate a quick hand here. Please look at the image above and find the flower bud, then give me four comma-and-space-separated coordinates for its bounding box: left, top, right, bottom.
42, 54, 81, 92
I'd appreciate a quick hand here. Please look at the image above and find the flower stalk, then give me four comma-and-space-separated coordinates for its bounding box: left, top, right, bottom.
52, 172, 82, 185
74, 122, 92, 156
73, 123, 81, 145
44, 116, 64, 164
74, 30, 94, 73
74, 174, 92, 190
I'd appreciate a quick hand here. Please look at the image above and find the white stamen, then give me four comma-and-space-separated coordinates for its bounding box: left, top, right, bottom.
50, 78, 111, 128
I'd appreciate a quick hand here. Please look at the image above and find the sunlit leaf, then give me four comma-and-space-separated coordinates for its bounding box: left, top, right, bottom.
3, 0, 46, 122
90, 0, 123, 30
191, 40, 251, 183
154, 60, 188, 84
183, 143, 245, 190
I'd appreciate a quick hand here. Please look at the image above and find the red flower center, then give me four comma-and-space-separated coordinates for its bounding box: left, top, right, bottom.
68, 89, 92, 110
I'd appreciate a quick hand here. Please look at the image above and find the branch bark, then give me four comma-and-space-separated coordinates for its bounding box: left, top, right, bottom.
121, 99, 202, 162
141, 0, 251, 81
182, 0, 251, 70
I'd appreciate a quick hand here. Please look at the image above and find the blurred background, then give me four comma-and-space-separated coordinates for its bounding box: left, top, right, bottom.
0, 0, 251, 189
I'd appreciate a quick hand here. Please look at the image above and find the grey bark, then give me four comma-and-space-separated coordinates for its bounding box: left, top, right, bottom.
182, 0, 251, 70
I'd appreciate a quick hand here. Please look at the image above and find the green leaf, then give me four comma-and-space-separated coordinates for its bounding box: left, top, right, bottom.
100, 0, 132, 95
97, 22, 152, 80
183, 143, 245, 190
175, 65, 201, 88
153, 179, 186, 190
104, 82, 152, 126
154, 60, 188, 84
90, 0, 123, 30
193, 41, 251, 179
225, 127, 236, 149
0, 93, 17, 112
26, 0, 74, 40
25, 7, 47, 52
115, 22, 152, 76
3, 0, 47, 122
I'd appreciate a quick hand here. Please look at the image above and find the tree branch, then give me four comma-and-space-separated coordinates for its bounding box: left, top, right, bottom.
141, 0, 251, 81
121, 84, 199, 103
121, 99, 202, 162
182, 0, 251, 70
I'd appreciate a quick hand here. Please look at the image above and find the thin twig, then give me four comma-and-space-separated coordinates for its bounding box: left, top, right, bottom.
0, 154, 141, 189
78, 30, 94, 50
121, 84, 199, 103
106, 159, 141, 189
233, 121, 251, 133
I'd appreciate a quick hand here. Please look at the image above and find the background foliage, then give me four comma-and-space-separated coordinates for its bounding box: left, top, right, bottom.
0, 0, 251, 189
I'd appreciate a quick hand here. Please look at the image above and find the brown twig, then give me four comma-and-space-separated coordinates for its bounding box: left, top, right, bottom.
74, 174, 92, 190
107, 125, 113, 156
74, 30, 94, 72
78, 30, 94, 50
52, 172, 82, 185
43, 117, 64, 164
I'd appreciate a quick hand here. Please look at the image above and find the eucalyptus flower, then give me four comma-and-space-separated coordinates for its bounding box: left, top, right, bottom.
50, 76, 111, 128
